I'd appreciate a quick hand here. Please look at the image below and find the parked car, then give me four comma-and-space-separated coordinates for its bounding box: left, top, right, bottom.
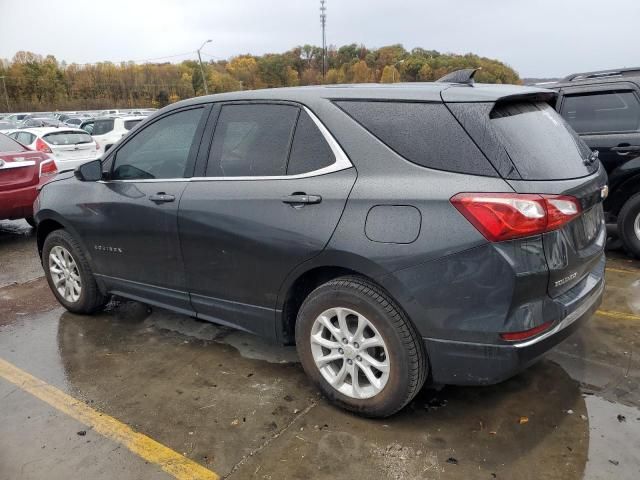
3, 113, 29, 126
545, 67, 640, 256
0, 132, 57, 226
35, 77, 606, 417
20, 113, 56, 125
7, 127, 100, 172
22, 118, 64, 128
79, 116, 145, 153
63, 117, 84, 127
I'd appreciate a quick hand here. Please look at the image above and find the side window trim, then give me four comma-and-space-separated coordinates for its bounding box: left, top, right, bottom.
102, 104, 211, 182
195, 103, 351, 181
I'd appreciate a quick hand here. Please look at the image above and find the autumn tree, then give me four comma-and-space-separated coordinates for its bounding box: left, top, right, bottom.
0, 46, 520, 112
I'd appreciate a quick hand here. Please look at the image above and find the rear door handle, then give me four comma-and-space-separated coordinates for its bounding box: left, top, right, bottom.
612, 145, 640, 154
281, 193, 322, 205
149, 193, 175, 203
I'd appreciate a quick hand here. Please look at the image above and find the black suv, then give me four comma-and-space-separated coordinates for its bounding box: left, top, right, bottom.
544, 68, 640, 257
35, 80, 606, 417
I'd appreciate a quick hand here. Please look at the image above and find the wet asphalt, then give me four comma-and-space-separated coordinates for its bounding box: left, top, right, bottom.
0, 219, 639, 480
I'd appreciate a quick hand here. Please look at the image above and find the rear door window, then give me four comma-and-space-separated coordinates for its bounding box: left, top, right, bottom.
93, 119, 115, 135
124, 119, 142, 131
560, 91, 640, 133
206, 104, 298, 177
335, 101, 497, 176
490, 101, 595, 180
287, 110, 335, 175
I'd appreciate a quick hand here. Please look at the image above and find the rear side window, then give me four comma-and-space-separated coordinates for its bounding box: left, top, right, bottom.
490, 101, 595, 180
335, 101, 496, 176
124, 119, 142, 131
0, 133, 26, 152
206, 104, 298, 177
44, 132, 93, 145
93, 119, 115, 135
287, 110, 335, 175
560, 91, 640, 133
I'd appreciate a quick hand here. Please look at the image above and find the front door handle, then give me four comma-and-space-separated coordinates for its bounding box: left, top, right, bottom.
149, 192, 175, 203
282, 193, 322, 206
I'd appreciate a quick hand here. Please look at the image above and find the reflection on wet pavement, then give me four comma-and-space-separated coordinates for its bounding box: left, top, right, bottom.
1, 218, 639, 479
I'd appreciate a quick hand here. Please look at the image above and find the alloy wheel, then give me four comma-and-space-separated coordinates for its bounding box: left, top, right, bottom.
49, 245, 82, 303
310, 307, 390, 399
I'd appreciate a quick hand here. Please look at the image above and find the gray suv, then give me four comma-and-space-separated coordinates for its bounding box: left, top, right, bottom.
35, 79, 607, 417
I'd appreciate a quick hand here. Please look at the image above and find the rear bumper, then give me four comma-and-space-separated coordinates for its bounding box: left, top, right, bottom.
0, 184, 38, 220
424, 275, 604, 386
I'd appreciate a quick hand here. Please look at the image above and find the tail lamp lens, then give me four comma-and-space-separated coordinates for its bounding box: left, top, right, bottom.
39, 159, 58, 177
35, 138, 52, 153
451, 193, 581, 242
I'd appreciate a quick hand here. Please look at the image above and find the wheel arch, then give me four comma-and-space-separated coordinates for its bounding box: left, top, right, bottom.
276, 252, 393, 345
607, 171, 640, 217
36, 211, 94, 266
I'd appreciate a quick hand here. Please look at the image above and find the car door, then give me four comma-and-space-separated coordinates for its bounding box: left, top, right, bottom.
178, 102, 356, 337
80, 105, 210, 312
559, 83, 640, 188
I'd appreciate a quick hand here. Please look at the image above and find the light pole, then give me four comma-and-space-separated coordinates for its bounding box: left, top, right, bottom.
320, 0, 327, 79
392, 60, 405, 83
0, 76, 9, 111
197, 39, 212, 95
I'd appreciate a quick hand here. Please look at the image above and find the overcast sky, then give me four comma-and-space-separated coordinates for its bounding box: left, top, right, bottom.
0, 0, 636, 78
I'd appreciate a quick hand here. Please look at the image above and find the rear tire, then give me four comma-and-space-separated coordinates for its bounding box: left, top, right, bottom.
43, 229, 107, 314
295, 275, 427, 417
617, 192, 640, 258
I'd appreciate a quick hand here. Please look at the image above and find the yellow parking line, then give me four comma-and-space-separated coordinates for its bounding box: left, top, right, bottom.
606, 267, 640, 275
0, 357, 219, 480
596, 309, 640, 321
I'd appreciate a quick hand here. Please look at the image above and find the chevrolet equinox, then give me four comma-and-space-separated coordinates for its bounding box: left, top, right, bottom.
35, 77, 607, 417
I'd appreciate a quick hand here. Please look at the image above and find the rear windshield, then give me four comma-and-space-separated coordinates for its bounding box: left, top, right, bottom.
490, 101, 596, 180
124, 119, 142, 131
43, 132, 93, 145
0, 133, 27, 152
93, 119, 115, 135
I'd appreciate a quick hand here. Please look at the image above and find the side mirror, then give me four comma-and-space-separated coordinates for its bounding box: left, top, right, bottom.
75, 159, 103, 182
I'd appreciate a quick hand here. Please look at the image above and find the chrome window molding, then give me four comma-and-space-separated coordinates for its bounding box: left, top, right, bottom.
0, 160, 36, 170
100, 105, 353, 184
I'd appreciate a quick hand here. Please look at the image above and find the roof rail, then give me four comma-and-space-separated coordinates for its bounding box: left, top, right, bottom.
436, 68, 479, 85
562, 67, 640, 82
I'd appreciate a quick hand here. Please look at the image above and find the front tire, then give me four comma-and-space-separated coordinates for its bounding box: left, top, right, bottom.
295, 275, 428, 417
43, 229, 107, 314
618, 192, 640, 258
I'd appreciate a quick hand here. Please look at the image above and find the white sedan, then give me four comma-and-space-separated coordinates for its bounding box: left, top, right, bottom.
8, 127, 101, 172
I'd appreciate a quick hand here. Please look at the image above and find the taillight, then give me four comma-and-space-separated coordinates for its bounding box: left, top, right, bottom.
39, 159, 58, 177
94, 140, 100, 151
35, 138, 52, 153
451, 192, 581, 242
